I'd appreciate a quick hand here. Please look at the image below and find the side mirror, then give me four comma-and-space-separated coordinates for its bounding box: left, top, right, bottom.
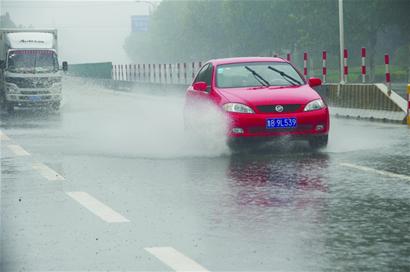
193, 81, 208, 92
62, 61, 68, 72
0, 60, 5, 69
308, 77, 322, 88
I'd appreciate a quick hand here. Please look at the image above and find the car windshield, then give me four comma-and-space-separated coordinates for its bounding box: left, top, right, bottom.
216, 62, 304, 88
7, 50, 59, 73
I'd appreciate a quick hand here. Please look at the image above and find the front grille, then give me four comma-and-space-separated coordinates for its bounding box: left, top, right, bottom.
6, 77, 60, 88
248, 124, 312, 133
257, 104, 301, 113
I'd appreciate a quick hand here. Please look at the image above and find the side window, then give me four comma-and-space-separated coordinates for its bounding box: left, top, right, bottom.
202, 64, 213, 86
193, 64, 209, 84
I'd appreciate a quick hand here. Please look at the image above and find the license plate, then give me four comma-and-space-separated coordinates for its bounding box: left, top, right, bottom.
29, 96, 41, 101
266, 118, 297, 129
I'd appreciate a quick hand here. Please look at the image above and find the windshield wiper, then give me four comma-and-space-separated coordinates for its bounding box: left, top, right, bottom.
244, 66, 270, 87
268, 66, 302, 86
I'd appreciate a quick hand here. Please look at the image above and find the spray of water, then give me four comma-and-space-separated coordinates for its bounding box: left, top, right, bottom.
61, 78, 230, 159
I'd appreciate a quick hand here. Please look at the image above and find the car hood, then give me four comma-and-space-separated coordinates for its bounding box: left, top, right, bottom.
217, 85, 321, 106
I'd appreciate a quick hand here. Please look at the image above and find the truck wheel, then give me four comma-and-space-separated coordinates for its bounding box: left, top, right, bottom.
309, 135, 328, 149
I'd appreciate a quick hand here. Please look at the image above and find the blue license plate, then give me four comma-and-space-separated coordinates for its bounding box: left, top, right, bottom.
266, 118, 297, 129
29, 96, 41, 102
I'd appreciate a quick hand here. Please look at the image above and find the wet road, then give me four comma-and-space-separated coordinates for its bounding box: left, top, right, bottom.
1, 78, 410, 271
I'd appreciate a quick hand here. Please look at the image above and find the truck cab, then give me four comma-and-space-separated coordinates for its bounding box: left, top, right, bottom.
0, 29, 66, 113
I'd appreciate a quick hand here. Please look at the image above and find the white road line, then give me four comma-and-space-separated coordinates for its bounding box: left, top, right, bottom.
32, 162, 65, 181
145, 247, 209, 272
66, 192, 130, 223
7, 144, 31, 156
340, 163, 410, 182
0, 131, 10, 141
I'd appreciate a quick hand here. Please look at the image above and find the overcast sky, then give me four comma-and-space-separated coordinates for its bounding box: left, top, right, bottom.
0, 0, 151, 64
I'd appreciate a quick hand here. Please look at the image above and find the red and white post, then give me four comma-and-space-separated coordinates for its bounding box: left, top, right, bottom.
361, 47, 366, 83
343, 49, 348, 83
303, 52, 308, 77
322, 51, 327, 83
286, 53, 291, 62
385, 54, 391, 96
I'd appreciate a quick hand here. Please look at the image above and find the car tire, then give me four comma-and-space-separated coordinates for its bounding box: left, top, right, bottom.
309, 135, 328, 149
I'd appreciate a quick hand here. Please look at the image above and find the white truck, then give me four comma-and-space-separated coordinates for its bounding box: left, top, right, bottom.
0, 29, 67, 113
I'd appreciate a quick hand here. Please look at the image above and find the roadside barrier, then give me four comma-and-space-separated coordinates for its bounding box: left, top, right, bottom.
191, 62, 195, 80
407, 84, 410, 126
70, 59, 409, 123
184, 63, 187, 84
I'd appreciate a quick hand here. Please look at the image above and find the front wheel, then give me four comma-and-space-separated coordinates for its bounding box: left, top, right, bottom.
309, 135, 328, 149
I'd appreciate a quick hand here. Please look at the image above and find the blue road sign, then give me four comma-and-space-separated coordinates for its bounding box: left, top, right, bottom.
131, 15, 149, 32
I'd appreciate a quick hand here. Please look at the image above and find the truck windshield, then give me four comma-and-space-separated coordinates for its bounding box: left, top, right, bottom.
7, 50, 59, 73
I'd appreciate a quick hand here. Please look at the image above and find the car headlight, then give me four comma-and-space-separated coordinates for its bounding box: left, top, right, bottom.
223, 103, 254, 114
51, 83, 62, 93
304, 99, 325, 112
5, 83, 19, 94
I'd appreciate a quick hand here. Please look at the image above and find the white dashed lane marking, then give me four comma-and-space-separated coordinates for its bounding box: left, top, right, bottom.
7, 144, 31, 156
145, 247, 209, 272
340, 163, 410, 182
0, 131, 10, 141
32, 162, 65, 181
66, 192, 130, 223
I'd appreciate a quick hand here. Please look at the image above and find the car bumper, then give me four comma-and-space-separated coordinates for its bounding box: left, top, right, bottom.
6, 94, 61, 102
227, 107, 330, 138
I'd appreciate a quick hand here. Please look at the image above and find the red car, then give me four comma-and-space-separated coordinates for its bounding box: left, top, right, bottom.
185, 57, 329, 149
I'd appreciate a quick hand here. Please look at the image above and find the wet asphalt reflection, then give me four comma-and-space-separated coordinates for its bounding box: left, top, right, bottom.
1, 79, 410, 271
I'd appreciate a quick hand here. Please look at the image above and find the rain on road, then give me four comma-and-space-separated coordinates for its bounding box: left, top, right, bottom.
1, 78, 410, 271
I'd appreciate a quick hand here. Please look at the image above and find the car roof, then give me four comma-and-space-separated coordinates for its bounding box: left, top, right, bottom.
208, 57, 287, 66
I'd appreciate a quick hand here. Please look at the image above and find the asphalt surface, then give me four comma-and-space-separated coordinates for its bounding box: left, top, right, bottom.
1, 78, 410, 271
